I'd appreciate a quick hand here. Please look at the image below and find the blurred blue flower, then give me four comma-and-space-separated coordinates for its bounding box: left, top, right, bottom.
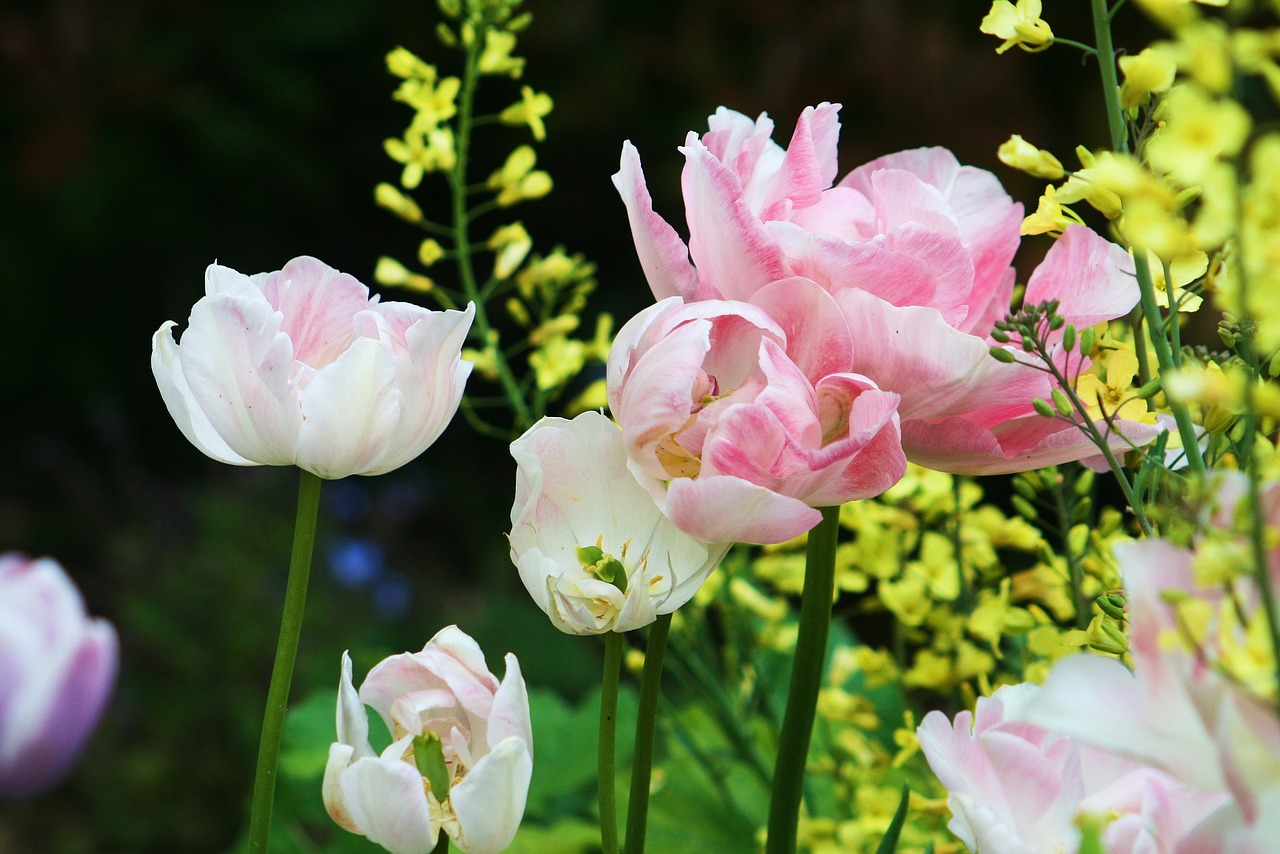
326, 537, 385, 588
372, 571, 412, 621
325, 481, 374, 524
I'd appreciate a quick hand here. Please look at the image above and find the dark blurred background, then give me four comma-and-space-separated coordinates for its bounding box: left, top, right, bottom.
0, 1, 1153, 850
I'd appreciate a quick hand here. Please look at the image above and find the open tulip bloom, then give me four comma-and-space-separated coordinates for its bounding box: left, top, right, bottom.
324, 627, 532, 854
615, 103, 1160, 476
509, 410, 733, 634
0, 554, 118, 799
152, 256, 474, 480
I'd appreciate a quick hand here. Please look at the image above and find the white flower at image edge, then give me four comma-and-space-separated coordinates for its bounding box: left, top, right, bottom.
509, 410, 733, 635
152, 256, 474, 479
323, 627, 532, 854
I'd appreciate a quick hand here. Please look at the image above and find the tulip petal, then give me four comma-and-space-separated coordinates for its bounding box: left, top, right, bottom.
450, 737, 533, 854
178, 291, 301, 465
750, 276, 852, 382
487, 654, 533, 755
151, 322, 255, 466
1023, 225, 1138, 329
680, 134, 790, 301
660, 473, 821, 544
296, 330, 401, 479
834, 289, 1048, 424
263, 256, 373, 367
757, 102, 842, 220
613, 142, 700, 301
902, 413, 1161, 475
336, 652, 372, 759
338, 757, 438, 854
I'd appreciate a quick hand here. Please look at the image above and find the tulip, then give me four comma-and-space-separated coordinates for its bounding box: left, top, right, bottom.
1021, 475, 1280, 850
324, 627, 532, 854
0, 554, 118, 799
606, 294, 905, 544
509, 411, 732, 634
152, 256, 474, 479
917, 683, 1224, 853
615, 105, 1159, 474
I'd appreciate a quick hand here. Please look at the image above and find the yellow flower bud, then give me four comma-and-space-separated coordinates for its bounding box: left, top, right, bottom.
487, 222, 533, 279
478, 29, 525, 77
998, 135, 1064, 180
417, 239, 445, 268
374, 256, 433, 292
374, 182, 423, 223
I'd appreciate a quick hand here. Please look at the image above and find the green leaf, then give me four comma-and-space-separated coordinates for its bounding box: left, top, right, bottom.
872, 784, 910, 854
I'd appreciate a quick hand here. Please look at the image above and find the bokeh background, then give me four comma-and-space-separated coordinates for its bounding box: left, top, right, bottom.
1, 1, 1155, 850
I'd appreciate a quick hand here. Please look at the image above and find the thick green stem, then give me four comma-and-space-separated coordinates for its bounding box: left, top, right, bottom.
599, 633, 624, 854
624, 614, 672, 854
766, 506, 841, 854
1088, 0, 1206, 476
248, 469, 323, 853
449, 39, 532, 429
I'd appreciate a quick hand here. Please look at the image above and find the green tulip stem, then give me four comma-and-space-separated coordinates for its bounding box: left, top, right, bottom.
624, 612, 673, 854
599, 632, 624, 854
247, 468, 323, 853
766, 505, 841, 854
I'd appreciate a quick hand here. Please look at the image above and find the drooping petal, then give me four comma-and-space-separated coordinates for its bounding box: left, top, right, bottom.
659, 473, 821, 544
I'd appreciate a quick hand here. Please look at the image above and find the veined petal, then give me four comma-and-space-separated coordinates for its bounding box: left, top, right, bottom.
750, 276, 853, 383
613, 142, 700, 301
267, 256, 373, 368
757, 102, 842, 219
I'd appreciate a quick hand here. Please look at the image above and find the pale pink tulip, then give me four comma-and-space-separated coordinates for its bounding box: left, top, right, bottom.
323, 627, 532, 854
0, 554, 118, 799
606, 293, 905, 544
615, 105, 1158, 474
509, 411, 732, 634
918, 683, 1224, 854
152, 256, 474, 479
1022, 475, 1280, 851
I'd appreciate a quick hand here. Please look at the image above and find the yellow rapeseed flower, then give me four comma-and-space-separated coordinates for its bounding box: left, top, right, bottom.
1119, 47, 1178, 108
499, 86, 553, 141
980, 0, 1054, 54
998, 135, 1065, 179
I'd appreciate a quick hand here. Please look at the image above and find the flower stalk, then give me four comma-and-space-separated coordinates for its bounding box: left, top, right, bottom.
248, 468, 322, 853
624, 612, 672, 854
766, 505, 841, 854
599, 631, 624, 854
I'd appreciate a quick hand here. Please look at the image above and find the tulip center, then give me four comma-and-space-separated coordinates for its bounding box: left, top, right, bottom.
577, 538, 629, 593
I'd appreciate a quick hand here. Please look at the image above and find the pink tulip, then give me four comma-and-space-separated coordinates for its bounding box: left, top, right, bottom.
153, 256, 474, 479
0, 554, 118, 799
918, 684, 1224, 854
606, 293, 905, 544
324, 627, 532, 854
1022, 475, 1280, 851
615, 105, 1158, 474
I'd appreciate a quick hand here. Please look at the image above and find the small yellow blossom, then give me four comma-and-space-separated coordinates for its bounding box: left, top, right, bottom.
1119, 47, 1179, 108
1146, 249, 1206, 312
1146, 86, 1252, 184
499, 86, 554, 141
487, 146, 553, 207
385, 46, 435, 80
998, 135, 1065, 179
528, 336, 586, 391
980, 0, 1054, 54
477, 29, 525, 77
1022, 185, 1085, 236
1076, 347, 1152, 423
